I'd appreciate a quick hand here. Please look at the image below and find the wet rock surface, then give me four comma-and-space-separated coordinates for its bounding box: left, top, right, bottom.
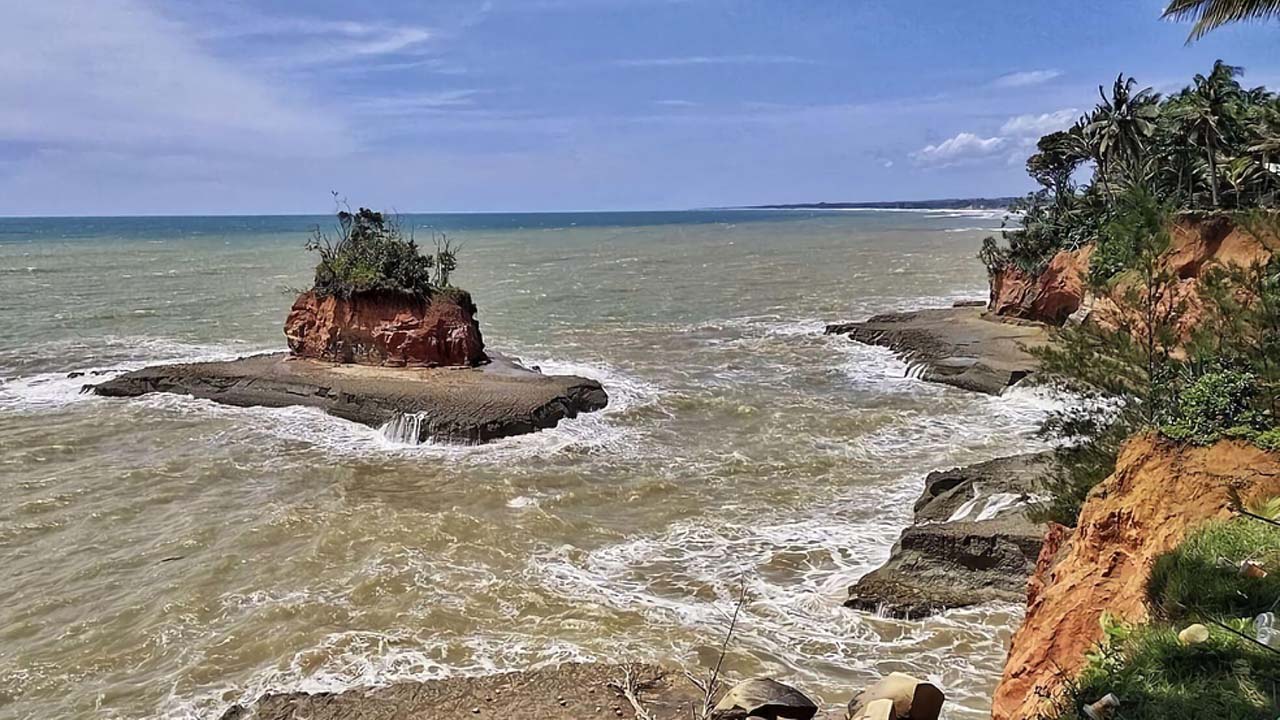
824, 307, 1048, 395
845, 452, 1055, 618
90, 352, 607, 444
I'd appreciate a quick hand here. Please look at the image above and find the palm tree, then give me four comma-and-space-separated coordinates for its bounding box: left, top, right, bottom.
1086, 76, 1160, 198
1223, 155, 1267, 206
1172, 61, 1245, 207
1163, 0, 1280, 40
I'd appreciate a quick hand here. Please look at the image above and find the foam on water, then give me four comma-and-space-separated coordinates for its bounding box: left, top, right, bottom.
160, 631, 600, 720
379, 412, 430, 445
1, 209, 1066, 720
0, 338, 269, 412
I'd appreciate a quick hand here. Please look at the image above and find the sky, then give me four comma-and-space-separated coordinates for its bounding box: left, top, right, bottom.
2, 0, 1279, 216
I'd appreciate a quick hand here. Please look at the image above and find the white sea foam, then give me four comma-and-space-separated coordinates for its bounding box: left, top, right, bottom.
0, 338, 269, 412
158, 631, 599, 720
944, 226, 1007, 233
947, 489, 1029, 523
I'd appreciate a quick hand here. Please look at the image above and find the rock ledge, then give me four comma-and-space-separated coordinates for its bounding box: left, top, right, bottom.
825, 306, 1048, 395
90, 352, 607, 444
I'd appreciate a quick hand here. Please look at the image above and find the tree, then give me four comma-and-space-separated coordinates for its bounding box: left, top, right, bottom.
1170, 61, 1244, 207
1027, 123, 1091, 206
1163, 0, 1280, 40
1086, 76, 1160, 198
1030, 189, 1189, 525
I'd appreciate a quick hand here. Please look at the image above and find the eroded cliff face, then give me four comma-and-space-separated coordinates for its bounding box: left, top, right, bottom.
989, 246, 1093, 325
284, 289, 486, 367
991, 436, 1280, 720
988, 215, 1273, 326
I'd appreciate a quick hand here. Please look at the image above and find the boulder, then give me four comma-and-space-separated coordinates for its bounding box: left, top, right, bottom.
851, 699, 894, 720
711, 678, 817, 720
847, 673, 944, 720
284, 288, 486, 367
992, 435, 1280, 720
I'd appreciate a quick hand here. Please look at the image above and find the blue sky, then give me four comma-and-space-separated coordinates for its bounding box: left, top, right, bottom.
3, 0, 1279, 215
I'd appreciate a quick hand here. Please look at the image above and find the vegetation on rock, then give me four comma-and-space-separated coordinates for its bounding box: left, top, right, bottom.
306, 199, 459, 299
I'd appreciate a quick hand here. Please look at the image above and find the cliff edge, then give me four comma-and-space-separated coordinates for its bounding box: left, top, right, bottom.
991, 435, 1280, 720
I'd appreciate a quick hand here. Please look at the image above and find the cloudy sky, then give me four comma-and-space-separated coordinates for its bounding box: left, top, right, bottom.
3, 0, 1278, 215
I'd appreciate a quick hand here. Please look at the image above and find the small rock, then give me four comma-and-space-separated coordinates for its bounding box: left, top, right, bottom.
847, 673, 944, 720
1178, 623, 1209, 645
712, 678, 817, 720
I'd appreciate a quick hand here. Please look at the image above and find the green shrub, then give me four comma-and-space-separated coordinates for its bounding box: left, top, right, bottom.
1148, 517, 1280, 621
1159, 368, 1264, 445
1255, 427, 1280, 452
1052, 622, 1280, 720
307, 205, 458, 298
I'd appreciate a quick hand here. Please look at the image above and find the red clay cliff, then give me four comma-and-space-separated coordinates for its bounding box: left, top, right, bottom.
284, 289, 486, 367
991, 435, 1280, 720
989, 214, 1272, 326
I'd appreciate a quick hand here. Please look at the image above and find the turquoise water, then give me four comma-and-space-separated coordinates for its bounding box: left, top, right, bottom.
0, 209, 1050, 719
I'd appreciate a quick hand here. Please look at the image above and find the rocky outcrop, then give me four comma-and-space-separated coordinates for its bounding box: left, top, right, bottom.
846, 452, 1054, 617
988, 214, 1273, 326
284, 289, 486, 367
91, 352, 607, 444
825, 307, 1049, 395
991, 435, 1280, 720
219, 663, 703, 720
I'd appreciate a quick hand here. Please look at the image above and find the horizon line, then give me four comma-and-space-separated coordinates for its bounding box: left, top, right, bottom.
0, 197, 1023, 220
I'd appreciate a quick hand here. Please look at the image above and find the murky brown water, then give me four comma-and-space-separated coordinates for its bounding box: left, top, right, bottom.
0, 210, 1053, 719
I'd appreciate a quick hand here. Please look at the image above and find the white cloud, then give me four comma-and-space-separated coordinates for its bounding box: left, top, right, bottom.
196, 12, 438, 67
352, 90, 484, 116
1000, 108, 1080, 138
0, 0, 349, 158
993, 69, 1063, 88
913, 107, 1081, 168
911, 132, 1006, 166
614, 55, 815, 67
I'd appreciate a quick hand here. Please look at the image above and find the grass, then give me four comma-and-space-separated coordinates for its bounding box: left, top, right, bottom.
1049, 514, 1280, 720
1055, 623, 1280, 720
1148, 517, 1280, 621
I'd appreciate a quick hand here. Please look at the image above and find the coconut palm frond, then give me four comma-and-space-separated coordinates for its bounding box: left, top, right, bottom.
1163, 0, 1280, 41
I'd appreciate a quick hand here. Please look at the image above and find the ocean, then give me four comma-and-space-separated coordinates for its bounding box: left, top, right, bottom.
0, 209, 1054, 719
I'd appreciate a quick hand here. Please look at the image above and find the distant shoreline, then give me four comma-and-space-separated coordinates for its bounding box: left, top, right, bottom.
741, 197, 1019, 211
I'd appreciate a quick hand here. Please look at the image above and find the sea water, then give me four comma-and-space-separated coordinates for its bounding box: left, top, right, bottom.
0, 209, 1055, 719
